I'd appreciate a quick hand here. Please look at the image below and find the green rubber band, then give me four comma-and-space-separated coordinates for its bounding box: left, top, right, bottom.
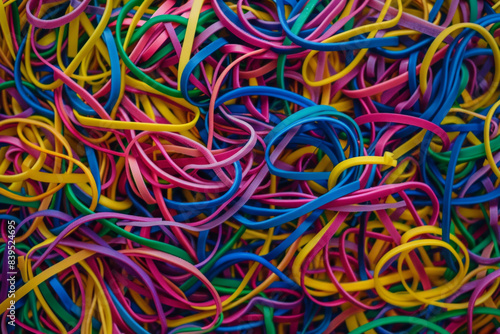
64, 183, 194, 262
349, 316, 451, 334
180, 225, 247, 291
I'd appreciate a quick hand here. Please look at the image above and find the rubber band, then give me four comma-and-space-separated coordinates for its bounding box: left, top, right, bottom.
2, 0, 500, 333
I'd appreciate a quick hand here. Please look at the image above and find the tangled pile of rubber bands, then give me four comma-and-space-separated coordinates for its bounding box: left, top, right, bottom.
1, 0, 500, 333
